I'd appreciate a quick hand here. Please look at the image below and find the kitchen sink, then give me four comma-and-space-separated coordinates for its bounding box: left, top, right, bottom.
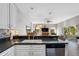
21, 40, 43, 43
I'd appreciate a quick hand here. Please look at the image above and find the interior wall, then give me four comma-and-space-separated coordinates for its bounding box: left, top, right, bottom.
10, 4, 79, 35
57, 22, 64, 35
10, 4, 31, 35
11, 4, 58, 35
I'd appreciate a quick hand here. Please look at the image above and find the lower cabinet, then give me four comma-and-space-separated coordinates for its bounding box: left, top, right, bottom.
0, 45, 46, 56
0, 46, 15, 56
0, 44, 67, 56
15, 45, 46, 56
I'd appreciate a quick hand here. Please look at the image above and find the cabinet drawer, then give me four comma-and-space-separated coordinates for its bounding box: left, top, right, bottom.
15, 45, 30, 50
15, 52, 29, 56
15, 45, 30, 48
31, 45, 45, 49
15, 48, 30, 50
15, 50, 30, 52
31, 45, 45, 47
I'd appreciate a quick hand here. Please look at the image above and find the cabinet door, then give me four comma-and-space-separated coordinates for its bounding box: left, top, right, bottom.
31, 45, 46, 56
15, 45, 46, 56
8, 46, 15, 56
0, 46, 15, 56
15, 45, 30, 56
0, 3, 8, 29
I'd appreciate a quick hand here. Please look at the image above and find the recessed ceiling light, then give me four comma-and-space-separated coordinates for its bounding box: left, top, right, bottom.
49, 12, 52, 15
30, 7, 34, 10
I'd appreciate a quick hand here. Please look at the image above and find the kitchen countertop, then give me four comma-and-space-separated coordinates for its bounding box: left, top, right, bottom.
0, 39, 68, 53
13, 35, 59, 41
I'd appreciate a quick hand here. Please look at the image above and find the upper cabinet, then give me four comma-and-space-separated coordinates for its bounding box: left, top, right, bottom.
0, 4, 9, 29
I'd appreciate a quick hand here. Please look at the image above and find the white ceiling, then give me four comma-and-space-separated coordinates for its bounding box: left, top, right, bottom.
15, 3, 79, 24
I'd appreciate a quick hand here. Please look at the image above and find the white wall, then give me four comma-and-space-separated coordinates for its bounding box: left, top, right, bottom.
10, 4, 31, 35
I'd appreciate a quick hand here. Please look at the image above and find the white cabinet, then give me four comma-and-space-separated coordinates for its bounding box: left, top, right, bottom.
0, 46, 15, 56
9, 4, 16, 29
15, 45, 46, 56
0, 3, 17, 29
15, 45, 30, 56
0, 45, 46, 56
30, 45, 46, 56
0, 4, 9, 29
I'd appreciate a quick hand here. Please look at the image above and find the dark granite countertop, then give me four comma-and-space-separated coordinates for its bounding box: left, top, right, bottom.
13, 35, 59, 41
0, 39, 68, 53
0, 39, 22, 53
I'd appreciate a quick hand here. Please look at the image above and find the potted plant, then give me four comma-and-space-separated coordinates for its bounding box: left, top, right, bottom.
64, 26, 77, 40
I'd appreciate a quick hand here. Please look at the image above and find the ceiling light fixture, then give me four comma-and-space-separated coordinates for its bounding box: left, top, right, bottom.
30, 7, 34, 10
49, 12, 52, 15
